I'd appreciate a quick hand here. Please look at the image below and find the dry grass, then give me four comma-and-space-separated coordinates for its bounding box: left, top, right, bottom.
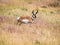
0, 0, 60, 45
0, 11, 60, 45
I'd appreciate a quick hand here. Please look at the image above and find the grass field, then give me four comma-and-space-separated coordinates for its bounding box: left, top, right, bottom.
0, 0, 60, 45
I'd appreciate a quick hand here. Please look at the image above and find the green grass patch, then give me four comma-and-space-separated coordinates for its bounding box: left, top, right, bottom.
34, 40, 41, 45
0, 40, 7, 45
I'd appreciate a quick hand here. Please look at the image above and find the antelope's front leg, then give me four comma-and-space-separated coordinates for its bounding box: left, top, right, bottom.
17, 20, 22, 25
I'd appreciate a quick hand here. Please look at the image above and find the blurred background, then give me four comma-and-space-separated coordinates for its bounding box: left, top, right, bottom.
0, 0, 60, 45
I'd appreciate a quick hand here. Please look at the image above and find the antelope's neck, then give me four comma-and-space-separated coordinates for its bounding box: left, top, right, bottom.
31, 15, 36, 20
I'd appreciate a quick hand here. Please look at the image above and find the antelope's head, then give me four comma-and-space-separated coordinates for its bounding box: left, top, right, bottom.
32, 10, 38, 20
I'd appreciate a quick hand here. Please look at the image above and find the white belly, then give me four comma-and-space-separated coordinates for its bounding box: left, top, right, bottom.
22, 19, 30, 23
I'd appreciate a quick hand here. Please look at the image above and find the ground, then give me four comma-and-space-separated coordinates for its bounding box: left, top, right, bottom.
0, 0, 60, 45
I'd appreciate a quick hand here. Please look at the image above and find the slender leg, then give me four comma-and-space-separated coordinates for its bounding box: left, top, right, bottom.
19, 22, 22, 25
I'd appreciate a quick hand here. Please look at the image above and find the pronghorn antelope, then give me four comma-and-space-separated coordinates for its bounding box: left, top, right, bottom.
17, 10, 38, 25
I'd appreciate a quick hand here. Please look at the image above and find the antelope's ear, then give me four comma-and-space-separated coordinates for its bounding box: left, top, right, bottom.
17, 17, 20, 20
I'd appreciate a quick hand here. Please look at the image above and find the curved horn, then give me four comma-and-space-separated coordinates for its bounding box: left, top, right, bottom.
32, 10, 34, 15
32, 10, 38, 15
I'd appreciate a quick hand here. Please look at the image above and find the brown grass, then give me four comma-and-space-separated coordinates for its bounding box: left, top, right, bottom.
0, 12, 60, 45
0, 0, 60, 45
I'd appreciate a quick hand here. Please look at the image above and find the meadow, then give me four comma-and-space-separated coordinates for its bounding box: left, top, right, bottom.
0, 0, 60, 45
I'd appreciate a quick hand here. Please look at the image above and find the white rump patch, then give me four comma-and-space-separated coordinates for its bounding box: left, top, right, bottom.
22, 19, 29, 23
17, 17, 20, 20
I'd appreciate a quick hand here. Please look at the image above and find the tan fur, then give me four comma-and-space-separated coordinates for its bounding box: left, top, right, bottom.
17, 16, 33, 25
19, 16, 32, 22
17, 10, 38, 25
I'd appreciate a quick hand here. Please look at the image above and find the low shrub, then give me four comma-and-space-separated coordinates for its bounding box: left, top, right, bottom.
48, 2, 59, 7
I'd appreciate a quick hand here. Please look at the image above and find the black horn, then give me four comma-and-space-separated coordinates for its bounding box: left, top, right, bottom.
32, 10, 38, 15
32, 10, 34, 15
